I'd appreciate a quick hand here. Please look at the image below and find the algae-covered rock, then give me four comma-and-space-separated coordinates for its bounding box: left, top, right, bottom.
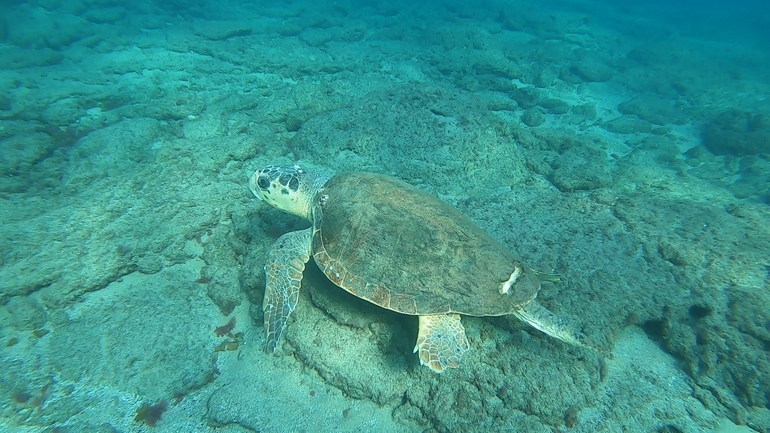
618, 93, 686, 126
603, 115, 653, 134
702, 109, 770, 156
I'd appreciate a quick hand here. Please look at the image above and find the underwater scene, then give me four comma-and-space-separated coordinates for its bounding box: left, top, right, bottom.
0, 0, 768, 431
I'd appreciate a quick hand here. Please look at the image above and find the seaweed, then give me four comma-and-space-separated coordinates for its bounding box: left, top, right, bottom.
134, 400, 168, 427
214, 317, 235, 337
214, 332, 244, 352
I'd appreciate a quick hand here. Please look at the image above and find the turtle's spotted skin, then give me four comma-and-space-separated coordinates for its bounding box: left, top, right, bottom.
250, 164, 606, 373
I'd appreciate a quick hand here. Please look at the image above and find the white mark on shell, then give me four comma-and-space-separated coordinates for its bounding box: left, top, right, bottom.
500, 263, 523, 294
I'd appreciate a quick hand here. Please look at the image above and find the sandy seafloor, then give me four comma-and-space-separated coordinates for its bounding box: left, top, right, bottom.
0, 0, 769, 432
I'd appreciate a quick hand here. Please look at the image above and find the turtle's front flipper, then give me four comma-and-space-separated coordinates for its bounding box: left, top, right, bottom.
263, 228, 312, 353
512, 300, 607, 356
414, 314, 470, 373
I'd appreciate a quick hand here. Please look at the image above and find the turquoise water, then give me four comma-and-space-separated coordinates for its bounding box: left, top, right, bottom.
1, 0, 768, 432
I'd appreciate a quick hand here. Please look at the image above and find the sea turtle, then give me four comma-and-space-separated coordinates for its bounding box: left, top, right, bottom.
249, 164, 603, 373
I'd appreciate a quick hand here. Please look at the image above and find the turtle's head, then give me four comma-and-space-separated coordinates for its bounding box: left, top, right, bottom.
249, 164, 328, 220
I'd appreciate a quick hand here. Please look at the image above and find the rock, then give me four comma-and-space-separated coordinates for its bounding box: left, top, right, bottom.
273, 20, 304, 37
81, 6, 127, 24
193, 21, 253, 41
569, 55, 613, 82
618, 94, 685, 126
533, 67, 558, 88
0, 15, 7, 41
549, 145, 613, 191
6, 296, 47, 330
0, 93, 11, 111
300, 27, 334, 47
727, 157, 770, 199
638, 135, 681, 163
603, 115, 653, 134
683, 146, 707, 167
41, 97, 86, 127
338, 20, 367, 42
288, 83, 528, 201
0, 46, 63, 69
510, 86, 540, 109
702, 109, 770, 156
9, 11, 93, 49
537, 98, 570, 115
0, 132, 56, 177
521, 108, 545, 127
47, 264, 218, 403
570, 104, 596, 123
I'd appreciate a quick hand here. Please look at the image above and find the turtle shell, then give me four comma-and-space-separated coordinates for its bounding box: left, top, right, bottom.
310, 171, 541, 316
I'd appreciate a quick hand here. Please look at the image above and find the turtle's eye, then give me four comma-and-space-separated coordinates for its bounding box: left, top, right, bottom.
257, 175, 270, 190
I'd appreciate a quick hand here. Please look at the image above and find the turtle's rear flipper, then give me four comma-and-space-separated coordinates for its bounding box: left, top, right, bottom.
533, 270, 561, 284
512, 300, 608, 357
263, 228, 312, 353
414, 314, 470, 373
